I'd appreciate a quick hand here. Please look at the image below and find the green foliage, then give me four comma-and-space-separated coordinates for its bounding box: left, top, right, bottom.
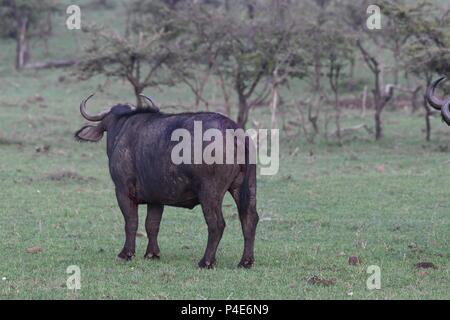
382, 0, 450, 78
0, 0, 58, 37
77, 26, 174, 85
75, 1, 182, 105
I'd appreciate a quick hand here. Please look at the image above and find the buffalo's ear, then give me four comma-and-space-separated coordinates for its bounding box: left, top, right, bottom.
74, 125, 104, 142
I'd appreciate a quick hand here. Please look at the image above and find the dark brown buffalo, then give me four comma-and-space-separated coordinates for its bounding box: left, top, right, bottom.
75, 95, 259, 268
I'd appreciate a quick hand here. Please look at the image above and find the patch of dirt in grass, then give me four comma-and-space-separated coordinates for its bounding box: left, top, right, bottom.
35, 144, 50, 153
307, 275, 336, 286
348, 256, 361, 265
45, 169, 95, 182
34, 145, 67, 156
415, 262, 437, 269
26, 246, 43, 254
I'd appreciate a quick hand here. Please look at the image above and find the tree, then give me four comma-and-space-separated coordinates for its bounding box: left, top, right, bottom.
326, 34, 353, 142
340, 0, 396, 140
301, 0, 354, 141
0, 0, 58, 70
75, 1, 179, 107
156, 2, 225, 111
299, 0, 333, 136
211, 2, 279, 128
376, 0, 416, 85
175, 0, 302, 128
356, 40, 395, 140
383, 0, 450, 140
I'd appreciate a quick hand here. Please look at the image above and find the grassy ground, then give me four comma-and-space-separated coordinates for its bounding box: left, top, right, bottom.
0, 1, 449, 300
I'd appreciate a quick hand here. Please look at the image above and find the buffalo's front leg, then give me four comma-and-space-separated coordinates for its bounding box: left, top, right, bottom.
144, 204, 164, 259
116, 190, 138, 261
198, 198, 226, 269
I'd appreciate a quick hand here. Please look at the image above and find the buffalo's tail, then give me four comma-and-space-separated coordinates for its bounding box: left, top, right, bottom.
239, 140, 256, 214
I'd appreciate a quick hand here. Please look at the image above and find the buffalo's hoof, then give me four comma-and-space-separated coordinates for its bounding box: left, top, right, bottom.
198, 258, 216, 269
117, 250, 135, 261
238, 258, 254, 269
144, 252, 160, 260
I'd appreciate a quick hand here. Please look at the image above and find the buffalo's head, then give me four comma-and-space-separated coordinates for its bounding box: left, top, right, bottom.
426, 77, 450, 125
75, 94, 158, 142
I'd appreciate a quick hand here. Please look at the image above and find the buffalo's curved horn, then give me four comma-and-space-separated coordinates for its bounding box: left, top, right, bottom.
139, 94, 159, 111
441, 98, 450, 126
80, 94, 110, 122
426, 76, 447, 110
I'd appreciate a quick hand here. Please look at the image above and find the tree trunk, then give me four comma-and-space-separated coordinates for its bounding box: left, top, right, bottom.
373, 70, 384, 141
314, 56, 321, 93
334, 92, 341, 142
134, 85, 144, 108
393, 45, 400, 85
219, 75, 231, 116
424, 95, 431, 142
374, 107, 383, 140
237, 93, 249, 129
308, 97, 320, 135
348, 56, 356, 91
194, 94, 200, 112
271, 83, 279, 129
16, 16, 29, 70
309, 56, 322, 134
423, 78, 432, 142
356, 40, 393, 141
373, 70, 383, 140
361, 85, 368, 118
411, 86, 421, 113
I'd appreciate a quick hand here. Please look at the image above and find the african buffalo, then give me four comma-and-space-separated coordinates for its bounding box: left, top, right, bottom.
75, 95, 259, 268
426, 76, 450, 125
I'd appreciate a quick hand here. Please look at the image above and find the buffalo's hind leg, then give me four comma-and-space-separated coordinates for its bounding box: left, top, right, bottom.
198, 193, 226, 269
144, 204, 164, 259
229, 181, 259, 268
116, 190, 139, 261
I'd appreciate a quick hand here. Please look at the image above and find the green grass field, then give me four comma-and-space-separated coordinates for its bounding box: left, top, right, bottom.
0, 1, 449, 300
